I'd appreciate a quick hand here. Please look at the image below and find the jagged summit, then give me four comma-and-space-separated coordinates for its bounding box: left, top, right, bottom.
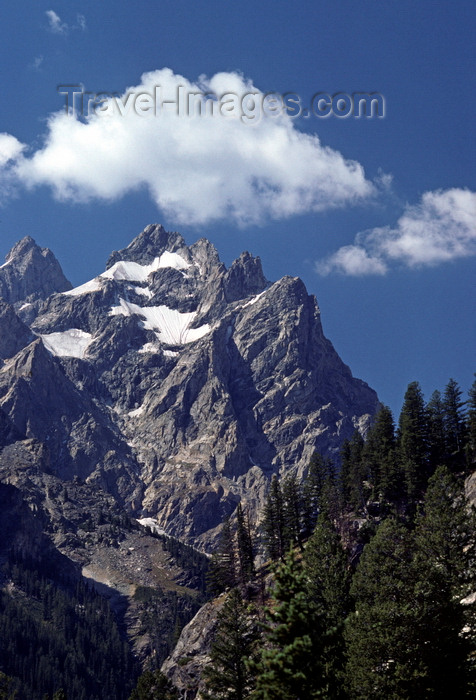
0, 235, 72, 305
106, 224, 188, 267
0, 224, 379, 549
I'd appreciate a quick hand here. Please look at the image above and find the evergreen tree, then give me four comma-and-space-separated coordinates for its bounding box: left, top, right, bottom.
443, 378, 467, 472
281, 474, 303, 550
207, 518, 237, 594
236, 503, 255, 586
0, 672, 16, 700
339, 431, 365, 513
467, 374, 476, 469
128, 670, 178, 700
301, 452, 331, 535
412, 466, 476, 696
303, 511, 351, 698
426, 389, 447, 469
202, 588, 260, 700
398, 381, 429, 502
261, 476, 285, 561
250, 549, 324, 700
345, 518, 422, 699
362, 404, 402, 505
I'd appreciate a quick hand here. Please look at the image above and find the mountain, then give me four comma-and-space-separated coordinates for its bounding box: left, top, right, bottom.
0, 236, 72, 306
1, 223, 378, 551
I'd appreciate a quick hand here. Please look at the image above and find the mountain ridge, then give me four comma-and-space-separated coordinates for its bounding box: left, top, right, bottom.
0, 223, 379, 549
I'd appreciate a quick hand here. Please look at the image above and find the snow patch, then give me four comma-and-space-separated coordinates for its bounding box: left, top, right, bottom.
137, 518, 167, 536
128, 405, 145, 418
41, 329, 93, 359
133, 285, 153, 299
109, 299, 210, 345
242, 290, 266, 308
62, 278, 102, 296
163, 349, 179, 358
102, 252, 190, 283
19, 303, 32, 311
138, 342, 160, 354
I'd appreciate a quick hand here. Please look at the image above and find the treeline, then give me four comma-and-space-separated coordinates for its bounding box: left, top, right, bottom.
0, 550, 139, 700
198, 376, 476, 699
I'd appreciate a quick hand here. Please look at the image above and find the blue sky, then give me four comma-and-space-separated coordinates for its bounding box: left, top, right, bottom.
0, 0, 474, 418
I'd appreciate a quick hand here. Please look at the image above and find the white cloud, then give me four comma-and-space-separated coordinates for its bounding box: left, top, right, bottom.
0, 134, 25, 203
10, 68, 373, 226
46, 10, 67, 35
0, 134, 24, 167
45, 10, 86, 35
30, 55, 44, 71
75, 14, 87, 31
317, 188, 476, 275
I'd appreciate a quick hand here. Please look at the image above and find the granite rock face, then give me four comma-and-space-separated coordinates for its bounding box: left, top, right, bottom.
0, 224, 379, 549
0, 236, 72, 305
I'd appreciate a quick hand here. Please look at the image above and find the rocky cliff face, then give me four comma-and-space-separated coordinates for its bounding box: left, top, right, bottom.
0, 236, 72, 305
0, 224, 378, 549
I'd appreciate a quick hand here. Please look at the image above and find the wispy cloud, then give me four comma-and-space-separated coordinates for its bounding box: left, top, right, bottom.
30, 55, 44, 71
317, 188, 476, 275
45, 10, 86, 35
5, 68, 374, 226
45, 10, 68, 35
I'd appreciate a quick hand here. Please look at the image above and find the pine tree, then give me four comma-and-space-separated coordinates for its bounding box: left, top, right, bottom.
301, 452, 331, 535
339, 431, 365, 513
0, 672, 16, 700
443, 378, 467, 472
261, 476, 285, 561
207, 518, 237, 594
362, 404, 402, 505
412, 465, 476, 696
128, 669, 178, 700
202, 588, 260, 700
426, 389, 447, 469
236, 503, 255, 586
398, 381, 429, 502
466, 374, 476, 469
303, 511, 351, 698
250, 549, 324, 700
281, 474, 303, 550
345, 518, 422, 699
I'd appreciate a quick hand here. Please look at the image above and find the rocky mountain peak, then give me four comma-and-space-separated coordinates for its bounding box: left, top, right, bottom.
0, 224, 379, 549
0, 236, 72, 305
106, 224, 188, 268
223, 251, 268, 302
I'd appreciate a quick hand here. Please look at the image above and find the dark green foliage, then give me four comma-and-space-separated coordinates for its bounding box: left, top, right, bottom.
236, 504, 255, 586
443, 378, 467, 471
398, 380, 429, 501
345, 518, 423, 699
0, 671, 16, 700
207, 518, 237, 595
362, 404, 401, 504
339, 431, 365, 513
467, 374, 476, 468
203, 588, 261, 700
426, 389, 447, 469
250, 549, 324, 700
0, 551, 138, 700
128, 669, 178, 700
132, 586, 202, 667
281, 474, 303, 550
346, 471, 476, 699
303, 511, 351, 698
301, 452, 329, 535
412, 466, 476, 696
261, 476, 285, 561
